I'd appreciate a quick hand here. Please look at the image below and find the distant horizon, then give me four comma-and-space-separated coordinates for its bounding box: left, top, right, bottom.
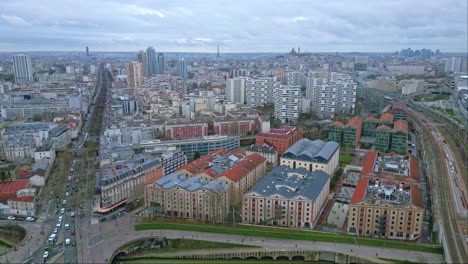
1, 50, 467, 55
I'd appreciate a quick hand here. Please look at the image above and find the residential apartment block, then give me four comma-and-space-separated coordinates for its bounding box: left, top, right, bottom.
145, 172, 229, 222
176, 149, 266, 207
98, 155, 163, 211
255, 126, 303, 154
348, 178, 424, 240
245, 145, 278, 166
138, 135, 240, 161
165, 120, 208, 140
225, 77, 247, 104
280, 138, 340, 176
242, 166, 330, 228
273, 85, 302, 123
312, 72, 357, 119
246, 77, 279, 107
328, 113, 408, 154
212, 117, 256, 136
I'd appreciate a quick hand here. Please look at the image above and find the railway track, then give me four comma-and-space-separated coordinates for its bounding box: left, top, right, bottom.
407, 107, 467, 263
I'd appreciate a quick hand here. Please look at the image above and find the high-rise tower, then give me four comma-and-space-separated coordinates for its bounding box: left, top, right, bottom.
217, 45, 220, 58
176, 58, 187, 79
12, 54, 33, 83
146, 46, 157, 75
156, 53, 165, 74
86, 46, 89, 56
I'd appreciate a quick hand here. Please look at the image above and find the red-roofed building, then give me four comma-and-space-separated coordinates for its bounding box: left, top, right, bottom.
391, 120, 409, 154
392, 102, 407, 120
348, 178, 423, 240
360, 151, 420, 186
0, 179, 36, 216
362, 116, 380, 137
255, 126, 302, 154
379, 112, 394, 126
213, 117, 256, 136
342, 116, 362, 147
177, 149, 266, 207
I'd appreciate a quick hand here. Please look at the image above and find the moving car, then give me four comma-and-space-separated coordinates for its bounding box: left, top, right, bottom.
70, 229, 75, 235
70, 212, 75, 217
65, 224, 70, 230
65, 238, 70, 245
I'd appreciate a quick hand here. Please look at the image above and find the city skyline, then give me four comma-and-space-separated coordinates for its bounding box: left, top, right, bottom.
0, 0, 467, 53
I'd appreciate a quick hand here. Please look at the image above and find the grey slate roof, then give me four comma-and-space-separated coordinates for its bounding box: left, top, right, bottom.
247, 165, 330, 201
282, 138, 339, 162
155, 173, 228, 193
246, 144, 277, 154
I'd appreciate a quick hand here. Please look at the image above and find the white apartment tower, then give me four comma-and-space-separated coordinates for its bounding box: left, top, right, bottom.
311, 72, 357, 119
274, 85, 302, 123
13, 54, 33, 83
225, 77, 247, 104
246, 77, 279, 107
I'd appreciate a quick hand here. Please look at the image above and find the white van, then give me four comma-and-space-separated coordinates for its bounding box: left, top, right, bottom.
65, 238, 70, 245
48, 234, 57, 245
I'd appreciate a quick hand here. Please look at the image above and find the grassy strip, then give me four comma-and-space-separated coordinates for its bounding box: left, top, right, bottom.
136, 222, 441, 254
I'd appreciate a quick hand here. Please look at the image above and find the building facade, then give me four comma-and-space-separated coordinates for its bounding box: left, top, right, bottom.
242, 166, 330, 228
245, 145, 278, 166
280, 139, 340, 176
137, 135, 240, 161
225, 77, 247, 104
145, 172, 229, 223
255, 126, 303, 154
165, 120, 208, 140
213, 117, 256, 136
98, 155, 163, 210
274, 85, 302, 123
348, 178, 424, 240
246, 77, 279, 107
13, 54, 33, 83
176, 149, 266, 207
127, 61, 142, 88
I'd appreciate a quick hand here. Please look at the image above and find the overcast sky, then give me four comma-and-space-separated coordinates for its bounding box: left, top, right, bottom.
0, 0, 466, 53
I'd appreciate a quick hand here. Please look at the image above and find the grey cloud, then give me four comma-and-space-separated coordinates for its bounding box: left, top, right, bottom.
0, 0, 466, 52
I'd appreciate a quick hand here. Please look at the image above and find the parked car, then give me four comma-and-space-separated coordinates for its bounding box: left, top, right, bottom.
26, 217, 35, 222
53, 228, 58, 234
7, 216, 15, 220
56, 222, 61, 227
70, 229, 75, 235
43, 251, 49, 258
60, 208, 65, 214
65, 224, 70, 230
72, 240, 76, 247
65, 238, 70, 245
70, 212, 75, 217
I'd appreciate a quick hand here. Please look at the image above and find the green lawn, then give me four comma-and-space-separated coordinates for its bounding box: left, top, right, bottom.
135, 222, 442, 254
339, 154, 354, 165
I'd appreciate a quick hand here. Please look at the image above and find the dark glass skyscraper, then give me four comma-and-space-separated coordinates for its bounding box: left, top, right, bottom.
156, 53, 165, 74
145, 46, 157, 75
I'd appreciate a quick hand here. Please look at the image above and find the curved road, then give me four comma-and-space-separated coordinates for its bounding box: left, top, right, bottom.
81, 215, 443, 264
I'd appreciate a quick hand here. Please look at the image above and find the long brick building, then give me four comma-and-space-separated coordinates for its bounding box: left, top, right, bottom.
176, 149, 266, 207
